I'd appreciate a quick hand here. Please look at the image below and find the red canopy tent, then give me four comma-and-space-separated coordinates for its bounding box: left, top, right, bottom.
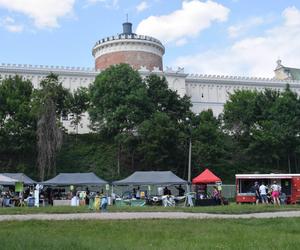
192, 169, 221, 184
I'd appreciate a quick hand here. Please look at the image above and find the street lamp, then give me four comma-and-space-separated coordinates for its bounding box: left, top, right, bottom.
188, 136, 192, 192
186, 117, 192, 192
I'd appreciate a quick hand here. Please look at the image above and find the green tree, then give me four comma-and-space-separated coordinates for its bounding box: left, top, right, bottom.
268, 86, 300, 172
89, 64, 193, 177
191, 110, 226, 172
0, 76, 36, 171
223, 90, 258, 137
69, 87, 90, 134
33, 73, 71, 180
89, 64, 150, 175
89, 64, 150, 135
137, 111, 185, 171
144, 74, 192, 121
222, 86, 300, 173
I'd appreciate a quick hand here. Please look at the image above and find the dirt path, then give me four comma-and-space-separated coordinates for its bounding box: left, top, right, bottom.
1, 211, 300, 221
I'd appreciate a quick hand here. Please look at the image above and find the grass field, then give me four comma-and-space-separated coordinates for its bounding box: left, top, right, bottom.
0, 203, 300, 215
0, 218, 299, 249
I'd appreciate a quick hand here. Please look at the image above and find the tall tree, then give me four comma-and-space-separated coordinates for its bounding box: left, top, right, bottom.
89, 64, 150, 135
223, 90, 258, 138
137, 111, 184, 170
191, 110, 226, 172
89, 64, 193, 176
0, 76, 36, 171
68, 87, 90, 134
144, 74, 192, 121
33, 73, 70, 180
89, 64, 150, 175
222, 86, 300, 173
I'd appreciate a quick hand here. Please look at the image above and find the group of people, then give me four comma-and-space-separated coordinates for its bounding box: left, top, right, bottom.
0, 187, 38, 207
253, 180, 282, 205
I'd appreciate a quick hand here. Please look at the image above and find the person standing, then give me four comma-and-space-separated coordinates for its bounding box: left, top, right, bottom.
163, 187, 171, 196
100, 193, 108, 212
135, 186, 141, 200
271, 181, 281, 205
85, 188, 90, 206
175, 185, 185, 196
259, 182, 268, 204
212, 186, 220, 205
252, 182, 260, 204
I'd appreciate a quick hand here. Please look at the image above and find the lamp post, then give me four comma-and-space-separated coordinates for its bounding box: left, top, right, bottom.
186, 117, 192, 192
188, 136, 192, 192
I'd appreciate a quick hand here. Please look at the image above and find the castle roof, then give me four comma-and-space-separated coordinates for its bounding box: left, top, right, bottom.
275, 59, 300, 80
93, 22, 164, 49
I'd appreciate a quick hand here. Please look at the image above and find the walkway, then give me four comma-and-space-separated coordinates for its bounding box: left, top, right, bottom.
1, 211, 300, 221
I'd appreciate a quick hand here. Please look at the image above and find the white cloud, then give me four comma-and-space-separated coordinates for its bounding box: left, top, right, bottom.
175, 6, 300, 77
228, 17, 265, 38
85, 0, 119, 9
136, 1, 149, 12
283, 6, 300, 26
0, 0, 75, 29
0, 16, 23, 32
136, 0, 229, 45
175, 38, 188, 46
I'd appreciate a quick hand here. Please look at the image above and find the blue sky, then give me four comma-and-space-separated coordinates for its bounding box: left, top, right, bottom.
1, 0, 300, 77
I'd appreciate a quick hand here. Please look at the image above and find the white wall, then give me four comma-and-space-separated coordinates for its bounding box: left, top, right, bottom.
0, 64, 97, 134
2, 64, 300, 133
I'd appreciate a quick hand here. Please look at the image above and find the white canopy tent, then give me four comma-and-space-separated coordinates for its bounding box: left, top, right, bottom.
0, 174, 18, 185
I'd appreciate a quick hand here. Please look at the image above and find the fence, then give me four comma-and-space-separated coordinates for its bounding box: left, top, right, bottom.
207, 184, 236, 199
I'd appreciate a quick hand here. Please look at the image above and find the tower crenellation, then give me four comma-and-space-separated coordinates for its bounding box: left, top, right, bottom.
92, 22, 165, 71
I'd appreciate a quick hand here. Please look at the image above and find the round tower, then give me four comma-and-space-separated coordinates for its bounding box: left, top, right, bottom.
92, 22, 165, 71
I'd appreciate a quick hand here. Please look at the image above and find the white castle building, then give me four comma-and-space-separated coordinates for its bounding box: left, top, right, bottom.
1, 22, 300, 133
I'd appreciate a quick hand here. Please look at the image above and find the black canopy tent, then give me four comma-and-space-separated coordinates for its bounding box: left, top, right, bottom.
3, 173, 36, 185
113, 171, 187, 185
42, 172, 108, 186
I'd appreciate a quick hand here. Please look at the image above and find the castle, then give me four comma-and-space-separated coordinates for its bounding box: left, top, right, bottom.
1, 22, 300, 133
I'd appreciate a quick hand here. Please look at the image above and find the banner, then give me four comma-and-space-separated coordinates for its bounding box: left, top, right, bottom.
15, 182, 23, 192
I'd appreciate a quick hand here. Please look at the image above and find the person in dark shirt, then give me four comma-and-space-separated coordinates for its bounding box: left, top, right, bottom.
252, 181, 260, 204
175, 185, 185, 196
132, 188, 136, 198
163, 187, 171, 195
85, 187, 90, 206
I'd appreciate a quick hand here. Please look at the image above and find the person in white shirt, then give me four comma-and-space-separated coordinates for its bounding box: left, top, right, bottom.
259, 182, 268, 204
271, 180, 281, 205
135, 186, 141, 200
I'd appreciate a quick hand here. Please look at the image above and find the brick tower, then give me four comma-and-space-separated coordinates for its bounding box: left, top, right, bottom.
92, 22, 165, 71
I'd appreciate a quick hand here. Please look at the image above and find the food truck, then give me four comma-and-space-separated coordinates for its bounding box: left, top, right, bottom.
235, 174, 300, 204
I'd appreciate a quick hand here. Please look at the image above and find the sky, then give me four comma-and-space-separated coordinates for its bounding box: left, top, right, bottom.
1, 0, 300, 77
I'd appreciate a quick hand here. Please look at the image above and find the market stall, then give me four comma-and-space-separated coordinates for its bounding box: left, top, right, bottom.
192, 169, 222, 206
0, 174, 18, 185
2, 173, 36, 185
42, 172, 108, 206
0, 173, 36, 204
112, 171, 187, 206
0, 174, 20, 207
236, 173, 300, 204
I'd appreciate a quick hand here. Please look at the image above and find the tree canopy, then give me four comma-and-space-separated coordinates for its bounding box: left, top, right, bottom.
223, 86, 300, 173
2, 65, 300, 182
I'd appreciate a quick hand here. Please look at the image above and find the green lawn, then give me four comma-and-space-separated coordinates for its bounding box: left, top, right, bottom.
0, 218, 299, 249
0, 203, 300, 215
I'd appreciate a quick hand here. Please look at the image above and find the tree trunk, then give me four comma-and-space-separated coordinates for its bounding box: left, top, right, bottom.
37, 99, 62, 181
